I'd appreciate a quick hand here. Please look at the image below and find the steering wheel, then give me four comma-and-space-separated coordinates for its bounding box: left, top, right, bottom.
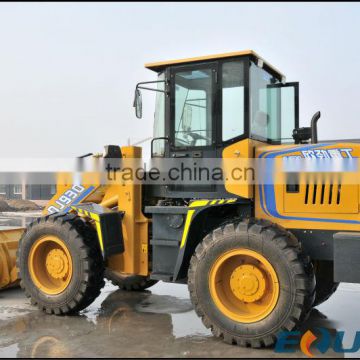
186, 132, 211, 146
175, 132, 211, 147
175, 137, 191, 147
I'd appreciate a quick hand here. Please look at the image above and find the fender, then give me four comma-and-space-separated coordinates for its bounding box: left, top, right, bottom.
71, 203, 124, 259
172, 198, 250, 281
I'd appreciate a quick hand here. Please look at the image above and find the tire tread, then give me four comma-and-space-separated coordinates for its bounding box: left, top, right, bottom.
187, 218, 316, 348
16, 214, 105, 315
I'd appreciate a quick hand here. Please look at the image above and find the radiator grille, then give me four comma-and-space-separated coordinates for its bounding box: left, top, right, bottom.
304, 183, 342, 205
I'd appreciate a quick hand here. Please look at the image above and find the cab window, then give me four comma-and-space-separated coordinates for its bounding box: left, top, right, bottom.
250, 62, 298, 144
174, 68, 213, 147
222, 61, 245, 141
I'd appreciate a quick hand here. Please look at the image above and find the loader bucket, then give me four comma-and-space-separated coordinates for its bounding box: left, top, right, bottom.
0, 228, 24, 289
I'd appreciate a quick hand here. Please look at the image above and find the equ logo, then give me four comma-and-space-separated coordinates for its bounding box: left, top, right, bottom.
275, 328, 360, 357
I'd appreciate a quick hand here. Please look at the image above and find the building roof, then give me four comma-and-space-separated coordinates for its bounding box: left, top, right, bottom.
144, 50, 285, 78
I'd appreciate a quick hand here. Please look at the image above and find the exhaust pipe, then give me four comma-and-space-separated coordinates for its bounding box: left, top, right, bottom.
311, 111, 321, 144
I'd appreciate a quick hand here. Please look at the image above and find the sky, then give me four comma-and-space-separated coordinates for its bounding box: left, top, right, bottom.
0, 2, 359, 158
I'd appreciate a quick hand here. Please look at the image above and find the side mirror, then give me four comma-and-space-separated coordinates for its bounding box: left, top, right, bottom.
133, 89, 142, 119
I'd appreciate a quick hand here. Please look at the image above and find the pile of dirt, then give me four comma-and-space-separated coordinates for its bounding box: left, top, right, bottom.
6, 199, 42, 211
0, 199, 14, 212
0, 195, 42, 212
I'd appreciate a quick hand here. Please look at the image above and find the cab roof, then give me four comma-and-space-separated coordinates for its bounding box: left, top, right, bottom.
145, 50, 285, 79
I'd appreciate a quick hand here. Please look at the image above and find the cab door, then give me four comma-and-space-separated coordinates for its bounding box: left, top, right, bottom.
167, 62, 218, 193
169, 62, 218, 158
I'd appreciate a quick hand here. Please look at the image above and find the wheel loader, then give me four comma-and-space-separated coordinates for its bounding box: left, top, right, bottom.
1, 50, 359, 348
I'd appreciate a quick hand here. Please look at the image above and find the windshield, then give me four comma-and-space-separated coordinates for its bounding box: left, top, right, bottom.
250, 62, 297, 143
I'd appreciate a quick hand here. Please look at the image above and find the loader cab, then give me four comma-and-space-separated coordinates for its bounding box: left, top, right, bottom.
143, 51, 299, 157
138, 51, 299, 197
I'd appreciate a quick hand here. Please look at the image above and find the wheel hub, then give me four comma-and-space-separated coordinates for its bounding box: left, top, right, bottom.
209, 248, 279, 323
230, 264, 266, 302
45, 249, 69, 279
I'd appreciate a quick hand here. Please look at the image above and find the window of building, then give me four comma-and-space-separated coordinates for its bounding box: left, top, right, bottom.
13, 184, 22, 195
50, 185, 57, 195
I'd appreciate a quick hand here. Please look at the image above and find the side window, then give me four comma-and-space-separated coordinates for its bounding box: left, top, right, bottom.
174, 69, 213, 147
250, 62, 298, 143
255, 85, 278, 141
262, 86, 296, 142
222, 61, 245, 141
280, 86, 296, 142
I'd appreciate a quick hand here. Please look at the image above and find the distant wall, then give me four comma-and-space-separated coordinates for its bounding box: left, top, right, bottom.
0, 184, 56, 200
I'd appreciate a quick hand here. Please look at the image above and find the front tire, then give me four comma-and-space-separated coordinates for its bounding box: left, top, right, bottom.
17, 214, 105, 315
188, 219, 315, 348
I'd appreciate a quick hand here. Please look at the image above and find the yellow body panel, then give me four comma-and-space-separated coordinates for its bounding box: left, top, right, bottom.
283, 172, 358, 214
254, 142, 360, 231
222, 139, 258, 199
106, 146, 149, 277
223, 139, 360, 231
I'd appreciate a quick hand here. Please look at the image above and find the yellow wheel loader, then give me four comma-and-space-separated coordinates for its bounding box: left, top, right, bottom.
2, 50, 360, 347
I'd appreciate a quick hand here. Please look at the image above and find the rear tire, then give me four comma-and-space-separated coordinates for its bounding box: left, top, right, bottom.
17, 214, 105, 315
313, 260, 339, 307
188, 218, 315, 348
105, 269, 158, 291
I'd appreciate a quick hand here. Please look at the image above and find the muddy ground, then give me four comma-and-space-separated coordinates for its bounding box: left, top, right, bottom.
1, 282, 359, 358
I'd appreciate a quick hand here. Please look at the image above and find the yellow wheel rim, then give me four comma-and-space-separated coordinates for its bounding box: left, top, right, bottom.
28, 235, 73, 295
209, 248, 279, 323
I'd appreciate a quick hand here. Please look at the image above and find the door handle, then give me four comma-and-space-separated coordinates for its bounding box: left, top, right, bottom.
172, 153, 189, 158
192, 151, 202, 158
